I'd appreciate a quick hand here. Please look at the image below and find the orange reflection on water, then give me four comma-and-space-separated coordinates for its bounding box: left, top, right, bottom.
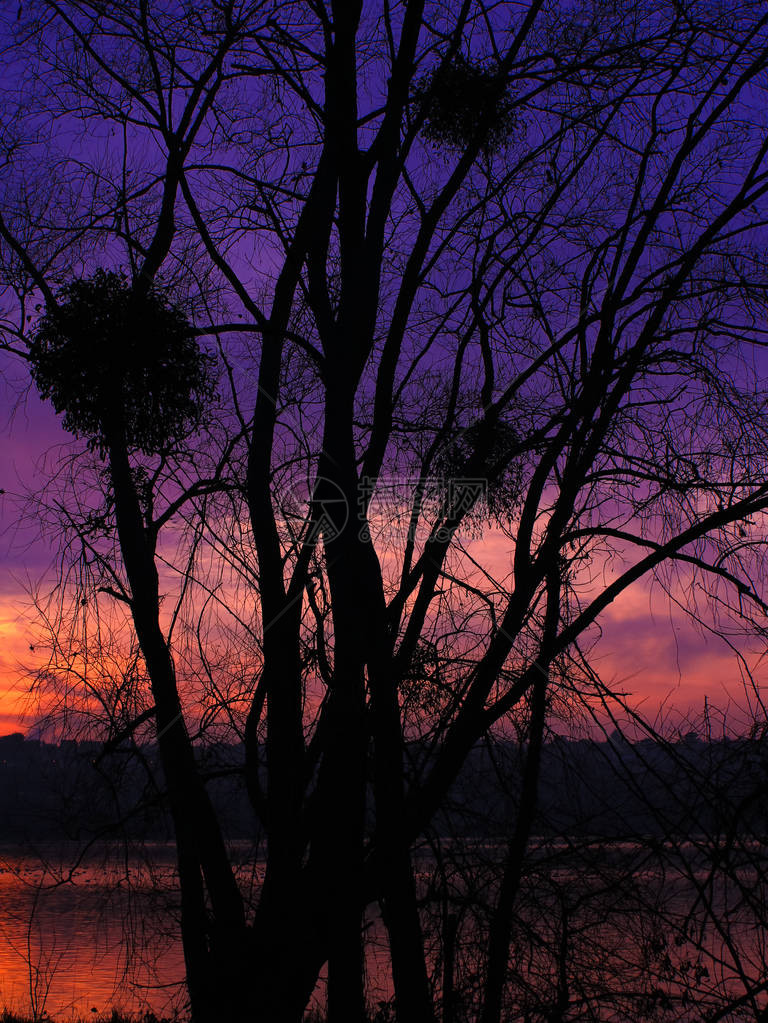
0, 847, 186, 1020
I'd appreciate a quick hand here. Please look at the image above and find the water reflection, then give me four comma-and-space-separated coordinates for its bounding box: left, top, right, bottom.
0, 844, 186, 1019
0, 840, 765, 1021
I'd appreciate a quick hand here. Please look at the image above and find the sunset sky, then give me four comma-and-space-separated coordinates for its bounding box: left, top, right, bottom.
2, 0, 767, 747
2, 353, 762, 739
5, 7, 768, 1023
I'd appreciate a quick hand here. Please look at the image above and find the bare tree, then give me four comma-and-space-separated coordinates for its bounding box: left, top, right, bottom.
3, 2, 768, 1022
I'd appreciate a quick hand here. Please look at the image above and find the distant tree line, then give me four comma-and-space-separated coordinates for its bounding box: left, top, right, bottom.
3, 730, 767, 844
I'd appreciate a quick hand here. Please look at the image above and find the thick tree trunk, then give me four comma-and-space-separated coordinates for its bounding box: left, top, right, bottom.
370, 653, 436, 1023
250, 896, 328, 1023
311, 616, 368, 1023
107, 437, 250, 1022
246, 611, 308, 1022
310, 386, 372, 1023
378, 840, 435, 1023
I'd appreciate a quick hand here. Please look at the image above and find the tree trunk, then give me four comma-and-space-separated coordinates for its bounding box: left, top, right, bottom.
370, 653, 436, 1023
107, 437, 249, 1022
310, 394, 372, 1023
481, 575, 559, 1023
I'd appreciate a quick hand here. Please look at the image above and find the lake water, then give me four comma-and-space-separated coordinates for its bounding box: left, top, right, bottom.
0, 844, 187, 1019
0, 841, 765, 1021
0, 844, 390, 1021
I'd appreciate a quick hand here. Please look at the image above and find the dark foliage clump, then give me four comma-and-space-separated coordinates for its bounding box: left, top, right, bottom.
436, 418, 523, 522
400, 639, 448, 716
29, 269, 216, 454
414, 53, 517, 152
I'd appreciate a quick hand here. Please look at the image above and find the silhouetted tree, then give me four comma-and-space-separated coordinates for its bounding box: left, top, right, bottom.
3, 2, 768, 1022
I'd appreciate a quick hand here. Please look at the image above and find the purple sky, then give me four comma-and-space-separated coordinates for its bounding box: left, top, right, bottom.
1, 352, 72, 730
1, 344, 764, 737
2, 2, 767, 739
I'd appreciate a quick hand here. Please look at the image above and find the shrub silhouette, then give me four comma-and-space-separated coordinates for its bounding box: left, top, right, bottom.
30, 270, 215, 454
415, 53, 516, 152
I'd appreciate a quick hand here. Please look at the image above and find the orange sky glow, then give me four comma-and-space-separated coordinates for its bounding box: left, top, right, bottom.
2, 366, 766, 740
2, 527, 763, 740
